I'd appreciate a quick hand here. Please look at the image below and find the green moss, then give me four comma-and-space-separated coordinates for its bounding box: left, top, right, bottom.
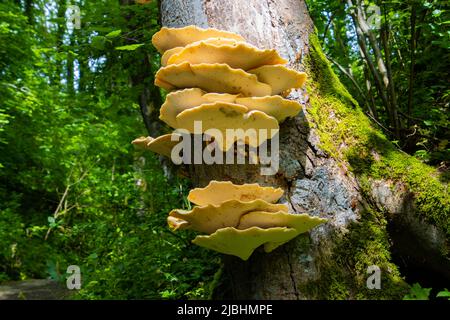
302, 33, 448, 299
208, 263, 224, 299
306, 33, 449, 237
301, 207, 408, 299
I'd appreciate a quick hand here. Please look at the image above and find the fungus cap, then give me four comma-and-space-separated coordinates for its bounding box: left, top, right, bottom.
188, 180, 284, 206
192, 226, 298, 260
167, 216, 189, 230
160, 88, 238, 128
165, 40, 287, 70
132, 134, 179, 158
161, 38, 241, 66
238, 211, 327, 252
175, 101, 279, 150
161, 47, 184, 66
161, 89, 302, 126
236, 95, 302, 122
152, 26, 245, 54
237, 210, 327, 232
168, 199, 288, 234
155, 62, 272, 97
248, 65, 307, 95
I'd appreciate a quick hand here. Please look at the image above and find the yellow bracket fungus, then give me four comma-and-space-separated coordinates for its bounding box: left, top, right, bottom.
155, 62, 272, 96
160, 89, 301, 128
168, 180, 327, 260
161, 38, 241, 66
149, 26, 327, 260
160, 88, 238, 128
236, 95, 302, 122
168, 199, 288, 234
164, 40, 287, 70
161, 46, 184, 66
239, 211, 327, 253
188, 180, 284, 206
237, 210, 327, 231
175, 101, 279, 150
192, 212, 327, 260
152, 26, 245, 54
132, 134, 178, 158
192, 227, 299, 261
248, 65, 307, 95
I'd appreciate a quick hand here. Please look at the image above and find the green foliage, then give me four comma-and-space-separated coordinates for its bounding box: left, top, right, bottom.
402, 283, 450, 300
0, 0, 219, 299
303, 208, 409, 299
115, 44, 145, 51
306, 0, 450, 166
403, 283, 432, 300
436, 288, 450, 300
307, 33, 449, 238
305, 32, 448, 298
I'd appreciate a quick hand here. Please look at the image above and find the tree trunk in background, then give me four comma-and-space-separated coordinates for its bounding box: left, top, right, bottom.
159, 0, 449, 299
407, 4, 417, 129
67, 36, 74, 95
24, 0, 33, 24
120, 0, 163, 137
55, 0, 65, 85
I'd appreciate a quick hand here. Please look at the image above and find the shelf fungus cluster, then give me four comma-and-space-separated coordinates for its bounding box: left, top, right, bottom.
132, 25, 307, 157
168, 181, 327, 260
131, 26, 325, 260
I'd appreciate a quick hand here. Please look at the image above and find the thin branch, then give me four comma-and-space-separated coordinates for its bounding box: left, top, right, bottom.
322, 12, 336, 42
364, 111, 393, 135
347, 0, 400, 138
327, 55, 365, 99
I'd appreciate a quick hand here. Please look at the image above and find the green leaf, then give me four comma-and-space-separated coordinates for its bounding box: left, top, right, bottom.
403, 283, 431, 300
160, 289, 176, 298
437, 289, 450, 299
106, 30, 122, 38
91, 36, 107, 50
115, 44, 144, 51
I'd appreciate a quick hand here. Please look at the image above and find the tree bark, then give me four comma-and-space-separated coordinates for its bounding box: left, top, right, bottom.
380, 21, 399, 134
350, 9, 392, 130
159, 0, 449, 299
347, 0, 401, 139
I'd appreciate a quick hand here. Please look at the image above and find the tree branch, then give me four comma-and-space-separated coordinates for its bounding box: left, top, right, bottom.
322, 12, 335, 42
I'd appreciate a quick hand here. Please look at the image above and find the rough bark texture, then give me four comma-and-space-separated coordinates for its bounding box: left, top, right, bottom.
159, 0, 449, 299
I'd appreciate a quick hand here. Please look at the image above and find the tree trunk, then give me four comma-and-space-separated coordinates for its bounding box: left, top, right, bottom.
407, 4, 417, 129
120, 0, 164, 137
159, 0, 449, 299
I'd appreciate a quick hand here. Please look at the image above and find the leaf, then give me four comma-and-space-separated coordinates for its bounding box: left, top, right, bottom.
403, 283, 431, 300
91, 36, 107, 50
160, 289, 176, 298
115, 44, 144, 51
423, 120, 434, 126
436, 289, 450, 299
106, 30, 122, 38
